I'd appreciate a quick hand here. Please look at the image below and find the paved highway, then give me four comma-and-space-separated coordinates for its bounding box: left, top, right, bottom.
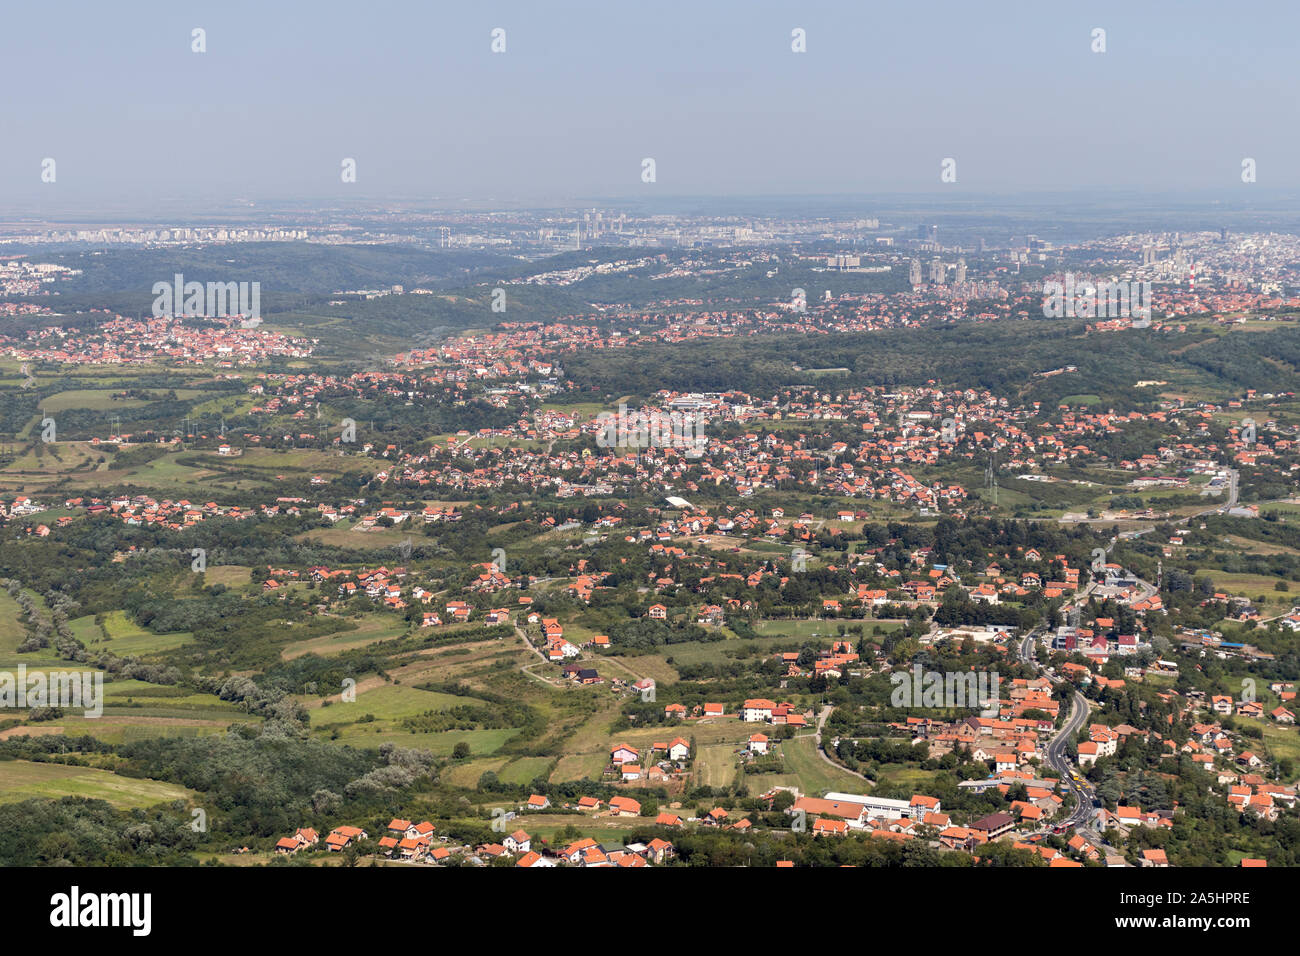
1043, 687, 1099, 829
1020, 615, 1120, 855
1012, 473, 1247, 860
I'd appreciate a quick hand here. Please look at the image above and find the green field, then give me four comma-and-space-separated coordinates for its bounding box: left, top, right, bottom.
0, 759, 196, 808
204, 565, 253, 588
496, 756, 556, 785
442, 756, 510, 788
305, 681, 521, 754
1248, 719, 1300, 779
38, 389, 150, 413
326, 726, 518, 754
694, 742, 740, 788
744, 734, 869, 797
750, 620, 863, 642
281, 617, 408, 660
90, 611, 193, 655
1193, 569, 1290, 603
0, 591, 64, 669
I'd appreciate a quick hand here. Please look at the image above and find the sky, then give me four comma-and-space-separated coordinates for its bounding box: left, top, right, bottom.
2, 0, 1298, 212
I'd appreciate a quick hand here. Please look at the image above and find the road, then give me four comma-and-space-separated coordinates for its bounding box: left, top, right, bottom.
1021, 599, 1125, 858
1042, 687, 1099, 829
514, 624, 568, 687
1060, 467, 1240, 526
810, 704, 870, 782
513, 620, 647, 689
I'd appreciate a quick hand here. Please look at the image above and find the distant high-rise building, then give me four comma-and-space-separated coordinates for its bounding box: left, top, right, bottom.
909, 259, 923, 286
955, 258, 967, 284
929, 258, 945, 284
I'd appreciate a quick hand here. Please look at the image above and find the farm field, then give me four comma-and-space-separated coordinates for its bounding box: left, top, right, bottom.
750, 619, 866, 642
0, 759, 196, 808
0, 592, 65, 669
326, 726, 518, 755
306, 683, 487, 720
442, 756, 510, 788
77, 611, 193, 656
1249, 719, 1300, 769
745, 734, 870, 797
1193, 569, 1291, 604
693, 741, 740, 788
297, 522, 414, 549
204, 565, 253, 588
280, 616, 408, 660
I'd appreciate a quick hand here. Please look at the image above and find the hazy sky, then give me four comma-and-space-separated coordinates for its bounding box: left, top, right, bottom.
2, 0, 1297, 210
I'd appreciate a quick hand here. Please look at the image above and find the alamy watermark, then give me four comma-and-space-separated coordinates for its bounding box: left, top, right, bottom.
0, 664, 103, 718
1042, 273, 1151, 324
50, 886, 150, 936
596, 404, 706, 450
151, 273, 261, 320
890, 664, 1000, 717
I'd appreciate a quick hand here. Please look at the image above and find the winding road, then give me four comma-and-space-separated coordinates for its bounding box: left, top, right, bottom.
811, 704, 870, 782
1020, 606, 1122, 857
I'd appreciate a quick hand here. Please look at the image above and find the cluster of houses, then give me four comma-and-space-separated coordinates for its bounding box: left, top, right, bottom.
651, 696, 727, 720
1051, 620, 1150, 662
13, 313, 313, 367
609, 739, 691, 782
774, 640, 862, 680
783, 790, 954, 841
905, 722, 1040, 772
272, 815, 676, 867
741, 698, 810, 728
1, 496, 45, 520
517, 836, 676, 867
354, 340, 1276, 511
522, 793, 644, 818
1176, 628, 1277, 663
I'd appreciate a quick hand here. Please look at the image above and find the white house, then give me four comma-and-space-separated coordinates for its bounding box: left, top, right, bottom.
743, 698, 776, 722
503, 830, 531, 854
